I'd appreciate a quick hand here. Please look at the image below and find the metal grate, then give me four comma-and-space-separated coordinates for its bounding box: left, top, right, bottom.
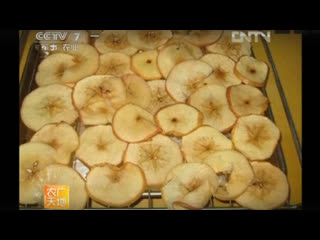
19, 34, 301, 210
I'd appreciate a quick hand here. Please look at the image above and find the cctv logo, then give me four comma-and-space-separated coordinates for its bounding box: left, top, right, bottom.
36, 32, 68, 41
232, 31, 271, 43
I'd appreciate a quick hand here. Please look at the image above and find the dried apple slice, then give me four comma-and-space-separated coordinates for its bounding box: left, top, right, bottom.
184, 30, 223, 46
158, 43, 198, 78
96, 52, 132, 77
231, 115, 280, 161
112, 103, 160, 143
124, 134, 183, 189
206, 30, 252, 61
35, 53, 77, 86
166, 60, 213, 102
19, 143, 57, 205
227, 84, 269, 117
204, 150, 254, 201
181, 126, 232, 163
155, 103, 203, 137
30, 122, 79, 165
122, 74, 151, 109
145, 80, 176, 114
21, 84, 78, 131
161, 163, 219, 209
75, 125, 127, 167
161, 34, 203, 59
94, 30, 138, 55
235, 162, 289, 210
86, 162, 146, 207
38, 164, 88, 210
72, 75, 126, 125
235, 56, 269, 87
200, 53, 241, 87
188, 84, 237, 132
50, 44, 99, 84
127, 30, 172, 50
131, 50, 162, 80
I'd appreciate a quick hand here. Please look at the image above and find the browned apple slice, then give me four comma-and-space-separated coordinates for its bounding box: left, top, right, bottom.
204, 150, 254, 201
19, 143, 57, 205
124, 134, 183, 189
122, 74, 151, 109
127, 30, 172, 50
161, 163, 219, 209
166, 60, 213, 102
206, 30, 252, 61
94, 30, 138, 55
155, 103, 203, 137
30, 122, 79, 165
227, 84, 269, 117
112, 103, 160, 143
200, 53, 241, 87
72, 75, 126, 125
235, 162, 289, 210
184, 30, 223, 46
96, 52, 132, 77
145, 80, 176, 114
86, 162, 146, 207
131, 50, 162, 80
188, 84, 237, 132
234, 56, 269, 87
75, 125, 127, 167
231, 115, 280, 161
21, 84, 78, 131
181, 126, 232, 163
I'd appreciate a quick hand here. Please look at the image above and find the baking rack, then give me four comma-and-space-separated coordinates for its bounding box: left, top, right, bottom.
19, 32, 302, 210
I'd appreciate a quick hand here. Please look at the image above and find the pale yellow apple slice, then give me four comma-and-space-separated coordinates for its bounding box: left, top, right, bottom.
122, 74, 151, 109
235, 162, 289, 210
161, 163, 219, 209
124, 134, 183, 189
145, 80, 176, 114
188, 84, 237, 132
96, 52, 132, 77
204, 150, 254, 201
30, 122, 79, 165
235, 56, 269, 87
19, 142, 57, 205
161, 34, 203, 59
35, 53, 77, 86
227, 84, 269, 117
155, 103, 203, 137
231, 115, 280, 161
200, 53, 241, 87
112, 103, 160, 143
131, 50, 162, 80
38, 164, 88, 210
184, 30, 223, 46
166, 60, 213, 102
181, 126, 232, 163
53, 44, 99, 84
206, 30, 252, 61
86, 162, 146, 207
94, 30, 138, 55
72, 75, 126, 125
157, 43, 197, 78
127, 30, 172, 50
75, 125, 127, 167
21, 84, 78, 131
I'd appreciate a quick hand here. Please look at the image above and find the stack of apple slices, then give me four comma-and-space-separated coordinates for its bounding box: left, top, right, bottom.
19, 30, 288, 210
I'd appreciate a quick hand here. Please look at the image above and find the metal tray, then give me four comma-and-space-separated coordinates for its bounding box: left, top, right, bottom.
19, 36, 301, 210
